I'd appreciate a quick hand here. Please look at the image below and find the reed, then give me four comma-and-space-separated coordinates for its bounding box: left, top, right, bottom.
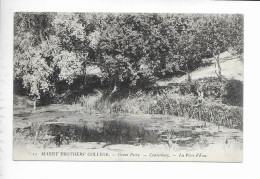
80, 89, 243, 130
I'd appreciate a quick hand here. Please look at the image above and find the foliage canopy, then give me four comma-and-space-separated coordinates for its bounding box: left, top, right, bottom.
14, 13, 243, 101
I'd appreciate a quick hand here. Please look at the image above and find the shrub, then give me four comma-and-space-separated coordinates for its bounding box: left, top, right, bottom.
222, 79, 243, 106
179, 78, 243, 107
178, 82, 197, 96
196, 77, 225, 99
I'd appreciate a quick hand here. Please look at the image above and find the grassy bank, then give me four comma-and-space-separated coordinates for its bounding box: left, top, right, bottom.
14, 78, 243, 131
78, 86, 243, 130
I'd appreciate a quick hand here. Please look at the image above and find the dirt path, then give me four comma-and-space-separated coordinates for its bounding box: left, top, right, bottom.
157, 53, 243, 87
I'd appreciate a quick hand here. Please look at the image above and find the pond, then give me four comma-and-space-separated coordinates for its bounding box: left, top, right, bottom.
13, 108, 243, 152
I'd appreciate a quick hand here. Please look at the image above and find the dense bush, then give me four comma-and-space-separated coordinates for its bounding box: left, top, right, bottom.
222, 79, 243, 106
194, 77, 225, 99
178, 78, 243, 107
178, 81, 197, 96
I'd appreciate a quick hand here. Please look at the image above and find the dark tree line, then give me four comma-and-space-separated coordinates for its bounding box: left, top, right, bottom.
14, 13, 243, 107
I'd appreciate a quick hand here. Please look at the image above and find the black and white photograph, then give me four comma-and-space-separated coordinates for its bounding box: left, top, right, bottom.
12, 12, 243, 162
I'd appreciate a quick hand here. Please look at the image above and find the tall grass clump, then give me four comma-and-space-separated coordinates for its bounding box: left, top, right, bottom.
102, 88, 242, 130
79, 90, 103, 114
77, 84, 243, 130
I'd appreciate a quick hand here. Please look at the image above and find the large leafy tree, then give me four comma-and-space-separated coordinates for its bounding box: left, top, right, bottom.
198, 14, 243, 80
14, 13, 58, 109
14, 13, 244, 106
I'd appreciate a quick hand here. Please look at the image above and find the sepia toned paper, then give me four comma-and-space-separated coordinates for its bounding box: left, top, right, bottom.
13, 12, 243, 162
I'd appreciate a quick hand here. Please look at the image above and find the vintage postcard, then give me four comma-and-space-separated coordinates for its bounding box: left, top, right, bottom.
13, 12, 243, 162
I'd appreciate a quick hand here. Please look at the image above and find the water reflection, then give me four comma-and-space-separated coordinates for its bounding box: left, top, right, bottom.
14, 114, 243, 151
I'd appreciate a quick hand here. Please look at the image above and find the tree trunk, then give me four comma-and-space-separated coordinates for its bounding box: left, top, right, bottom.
187, 72, 192, 83
177, 69, 192, 82
39, 29, 44, 43
213, 53, 222, 81
216, 59, 222, 76
110, 85, 118, 97
217, 60, 222, 81
83, 53, 89, 89
33, 98, 37, 110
